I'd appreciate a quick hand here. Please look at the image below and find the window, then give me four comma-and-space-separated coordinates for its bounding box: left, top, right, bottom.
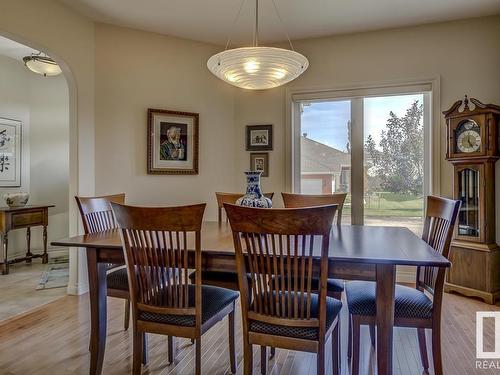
291, 84, 433, 234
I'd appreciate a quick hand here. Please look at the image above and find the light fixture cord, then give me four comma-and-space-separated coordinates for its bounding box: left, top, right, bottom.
253, 0, 259, 47
271, 0, 295, 51
224, 0, 247, 50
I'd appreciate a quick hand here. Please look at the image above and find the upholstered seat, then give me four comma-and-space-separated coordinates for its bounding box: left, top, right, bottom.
106, 267, 129, 291
189, 270, 238, 284
138, 285, 239, 327
346, 281, 433, 320
249, 292, 342, 341
272, 276, 344, 294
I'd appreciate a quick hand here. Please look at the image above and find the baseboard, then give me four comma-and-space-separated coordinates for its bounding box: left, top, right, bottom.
396, 266, 416, 284
67, 281, 88, 296
6, 247, 69, 261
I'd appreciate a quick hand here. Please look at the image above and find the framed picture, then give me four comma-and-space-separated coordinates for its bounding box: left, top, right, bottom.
147, 108, 199, 175
250, 152, 269, 177
246, 125, 273, 151
0, 117, 21, 187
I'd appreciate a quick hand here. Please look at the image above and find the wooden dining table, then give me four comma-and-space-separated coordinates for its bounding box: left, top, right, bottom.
52, 221, 450, 375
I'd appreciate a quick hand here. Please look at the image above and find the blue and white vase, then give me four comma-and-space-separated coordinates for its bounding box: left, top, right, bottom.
236, 171, 272, 208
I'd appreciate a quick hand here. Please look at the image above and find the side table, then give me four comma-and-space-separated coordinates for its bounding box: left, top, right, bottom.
0, 205, 54, 275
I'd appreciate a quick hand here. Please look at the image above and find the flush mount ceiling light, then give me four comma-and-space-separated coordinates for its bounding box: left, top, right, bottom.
23, 53, 62, 77
207, 0, 308, 90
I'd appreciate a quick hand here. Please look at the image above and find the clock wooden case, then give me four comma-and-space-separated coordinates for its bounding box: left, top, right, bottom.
444, 96, 500, 304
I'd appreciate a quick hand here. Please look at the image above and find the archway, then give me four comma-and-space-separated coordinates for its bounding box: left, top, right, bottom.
0, 31, 85, 298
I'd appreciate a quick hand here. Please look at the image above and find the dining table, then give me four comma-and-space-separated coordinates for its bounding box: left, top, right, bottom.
51, 221, 451, 375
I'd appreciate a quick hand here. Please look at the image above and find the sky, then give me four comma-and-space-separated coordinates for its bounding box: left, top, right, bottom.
301, 93, 424, 151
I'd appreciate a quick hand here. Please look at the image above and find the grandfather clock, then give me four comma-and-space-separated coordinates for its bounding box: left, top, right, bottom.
443, 96, 500, 304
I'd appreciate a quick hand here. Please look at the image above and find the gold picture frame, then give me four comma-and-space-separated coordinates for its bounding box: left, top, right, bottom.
147, 108, 199, 175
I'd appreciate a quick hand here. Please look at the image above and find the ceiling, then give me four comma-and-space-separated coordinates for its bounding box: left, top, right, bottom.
61, 0, 500, 46
0, 36, 37, 61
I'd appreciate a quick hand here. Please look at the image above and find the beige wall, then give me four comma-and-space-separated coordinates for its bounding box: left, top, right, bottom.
82, 15, 500, 230
234, 16, 500, 211
1, 1, 499, 291
0, 0, 95, 294
0, 55, 69, 258
94, 24, 236, 220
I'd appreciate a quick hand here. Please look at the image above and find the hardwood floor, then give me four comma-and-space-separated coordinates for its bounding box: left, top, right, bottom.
0, 261, 67, 321
0, 291, 499, 374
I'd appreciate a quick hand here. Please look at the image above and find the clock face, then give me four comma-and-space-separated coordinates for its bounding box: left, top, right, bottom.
456, 120, 481, 153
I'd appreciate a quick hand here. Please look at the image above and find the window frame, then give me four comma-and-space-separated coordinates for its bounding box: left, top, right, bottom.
286, 78, 440, 225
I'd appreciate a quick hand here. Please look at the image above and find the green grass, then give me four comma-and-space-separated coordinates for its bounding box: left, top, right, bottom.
343, 192, 423, 217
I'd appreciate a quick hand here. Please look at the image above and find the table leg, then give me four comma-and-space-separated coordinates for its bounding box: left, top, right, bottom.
87, 248, 108, 375
2, 232, 8, 275
42, 226, 48, 263
26, 227, 32, 263
375, 264, 396, 375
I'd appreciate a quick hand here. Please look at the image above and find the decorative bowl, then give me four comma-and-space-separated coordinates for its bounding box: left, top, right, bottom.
4, 192, 30, 208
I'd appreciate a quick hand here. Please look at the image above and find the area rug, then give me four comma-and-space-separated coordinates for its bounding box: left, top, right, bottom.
36, 263, 69, 290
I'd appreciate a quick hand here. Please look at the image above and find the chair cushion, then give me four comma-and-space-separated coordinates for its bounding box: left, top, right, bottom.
107, 267, 129, 291
249, 292, 342, 341
138, 285, 239, 327
345, 281, 433, 320
189, 270, 239, 283
272, 276, 344, 294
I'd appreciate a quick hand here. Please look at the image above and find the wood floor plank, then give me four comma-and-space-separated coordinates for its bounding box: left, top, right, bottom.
1, 292, 500, 374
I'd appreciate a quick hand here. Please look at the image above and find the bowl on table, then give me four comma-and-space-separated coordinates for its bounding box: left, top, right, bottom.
3, 192, 30, 208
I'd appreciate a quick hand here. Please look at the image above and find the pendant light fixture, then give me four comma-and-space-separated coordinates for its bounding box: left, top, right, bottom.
207, 0, 308, 90
23, 52, 62, 77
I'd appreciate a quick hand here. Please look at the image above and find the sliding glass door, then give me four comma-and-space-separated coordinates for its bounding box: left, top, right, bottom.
295, 90, 431, 234
300, 100, 352, 224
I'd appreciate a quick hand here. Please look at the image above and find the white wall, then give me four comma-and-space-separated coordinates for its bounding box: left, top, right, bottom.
93, 16, 500, 223
0, 56, 30, 196
234, 15, 500, 208
0, 0, 95, 295
0, 55, 69, 257
94, 24, 237, 220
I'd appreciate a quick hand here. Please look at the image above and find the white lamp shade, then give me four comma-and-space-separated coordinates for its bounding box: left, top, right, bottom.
23, 55, 62, 77
207, 47, 308, 90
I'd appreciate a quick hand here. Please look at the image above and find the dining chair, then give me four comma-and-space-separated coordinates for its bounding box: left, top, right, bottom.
345, 195, 460, 375
111, 202, 238, 375
281, 192, 347, 301
188, 191, 274, 291
225, 203, 342, 375
75, 193, 130, 330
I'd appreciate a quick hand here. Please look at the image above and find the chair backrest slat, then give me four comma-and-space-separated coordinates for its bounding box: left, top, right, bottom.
417, 195, 460, 295
75, 193, 125, 234
111, 203, 206, 317
215, 192, 274, 223
281, 192, 347, 224
225, 204, 337, 328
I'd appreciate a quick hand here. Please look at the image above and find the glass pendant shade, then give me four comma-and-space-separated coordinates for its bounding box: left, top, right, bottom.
207, 46, 308, 90
23, 55, 62, 77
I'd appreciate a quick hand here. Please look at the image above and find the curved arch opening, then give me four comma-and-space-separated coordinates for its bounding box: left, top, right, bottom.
0, 32, 80, 317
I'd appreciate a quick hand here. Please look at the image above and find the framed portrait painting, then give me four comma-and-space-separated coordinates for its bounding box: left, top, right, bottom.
250, 152, 269, 177
246, 125, 273, 151
147, 109, 199, 175
0, 117, 21, 187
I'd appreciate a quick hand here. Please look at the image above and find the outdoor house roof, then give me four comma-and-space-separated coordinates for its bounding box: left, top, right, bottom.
301, 135, 350, 174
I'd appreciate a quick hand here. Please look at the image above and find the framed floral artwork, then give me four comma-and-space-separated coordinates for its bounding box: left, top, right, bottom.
147, 109, 199, 175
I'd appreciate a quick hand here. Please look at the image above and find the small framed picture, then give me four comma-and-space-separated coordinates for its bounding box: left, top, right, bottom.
246, 125, 272, 151
147, 108, 199, 175
250, 152, 269, 177
0, 117, 21, 187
